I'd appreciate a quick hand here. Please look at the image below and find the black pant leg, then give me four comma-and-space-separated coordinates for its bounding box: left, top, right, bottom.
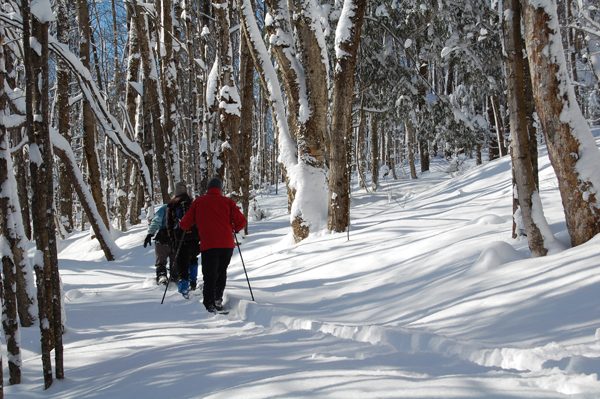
176, 241, 194, 281
215, 248, 234, 301
201, 249, 219, 307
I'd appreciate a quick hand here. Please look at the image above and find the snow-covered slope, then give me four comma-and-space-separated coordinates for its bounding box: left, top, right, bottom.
6, 138, 600, 398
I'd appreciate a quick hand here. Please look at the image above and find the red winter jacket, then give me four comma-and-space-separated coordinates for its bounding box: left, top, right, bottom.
179, 187, 246, 251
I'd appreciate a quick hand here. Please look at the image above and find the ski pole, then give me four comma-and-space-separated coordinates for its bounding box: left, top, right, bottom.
233, 231, 255, 301
161, 230, 186, 304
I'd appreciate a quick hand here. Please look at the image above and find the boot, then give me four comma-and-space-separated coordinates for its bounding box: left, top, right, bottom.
178, 280, 190, 299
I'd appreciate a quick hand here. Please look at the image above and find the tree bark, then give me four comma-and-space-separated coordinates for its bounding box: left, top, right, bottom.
214, 0, 241, 192
370, 114, 379, 191
56, 0, 74, 234
134, 6, 170, 203
490, 95, 508, 156
328, 0, 367, 233
239, 26, 255, 233
504, 0, 547, 256
77, 0, 110, 229
406, 121, 418, 179
0, 32, 22, 385
522, 0, 600, 246
23, 2, 56, 386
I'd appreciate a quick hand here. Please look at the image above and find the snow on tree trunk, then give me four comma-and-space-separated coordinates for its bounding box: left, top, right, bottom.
503, 0, 551, 257
134, 6, 170, 204
239, 0, 328, 242
22, 2, 59, 385
46, 34, 155, 222
51, 130, 118, 260
522, 0, 600, 246
214, 0, 241, 193
0, 32, 22, 384
32, 254, 52, 389
265, 0, 302, 137
578, 0, 600, 85
31, 12, 65, 380
286, 0, 329, 241
328, 0, 367, 233
160, 0, 181, 187
56, 0, 74, 235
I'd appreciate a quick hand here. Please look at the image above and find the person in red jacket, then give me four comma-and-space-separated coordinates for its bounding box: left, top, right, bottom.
179, 177, 246, 313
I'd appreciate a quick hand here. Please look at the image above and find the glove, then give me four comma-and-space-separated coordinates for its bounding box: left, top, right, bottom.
144, 234, 153, 248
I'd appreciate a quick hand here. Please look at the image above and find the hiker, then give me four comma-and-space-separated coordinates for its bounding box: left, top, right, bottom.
144, 203, 174, 285
180, 177, 246, 313
166, 182, 200, 299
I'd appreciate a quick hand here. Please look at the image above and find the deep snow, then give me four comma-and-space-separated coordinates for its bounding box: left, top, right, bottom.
4, 135, 600, 398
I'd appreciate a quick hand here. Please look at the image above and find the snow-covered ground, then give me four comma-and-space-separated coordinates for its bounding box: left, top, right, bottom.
6, 137, 600, 398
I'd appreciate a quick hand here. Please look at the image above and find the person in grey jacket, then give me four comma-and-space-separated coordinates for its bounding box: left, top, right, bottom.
144, 204, 175, 285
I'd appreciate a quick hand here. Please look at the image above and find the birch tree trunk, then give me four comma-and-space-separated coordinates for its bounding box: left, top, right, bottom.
504, 0, 548, 256
328, 0, 367, 232
522, 0, 600, 246
490, 95, 508, 156
289, 0, 329, 241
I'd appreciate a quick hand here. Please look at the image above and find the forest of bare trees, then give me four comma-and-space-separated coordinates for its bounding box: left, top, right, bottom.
2, 0, 600, 393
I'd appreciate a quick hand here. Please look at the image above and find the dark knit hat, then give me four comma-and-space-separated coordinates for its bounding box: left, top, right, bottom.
175, 181, 187, 196
207, 177, 222, 191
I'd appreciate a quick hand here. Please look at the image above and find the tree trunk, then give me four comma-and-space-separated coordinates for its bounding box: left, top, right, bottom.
77, 0, 110, 230
214, 0, 241, 193
265, 0, 301, 142
56, 0, 74, 234
490, 95, 508, 156
523, 53, 539, 190
328, 0, 367, 233
370, 114, 379, 191
357, 99, 368, 189
24, 3, 54, 386
239, 26, 255, 233
504, 0, 547, 256
52, 133, 117, 261
161, 0, 181, 186
134, 6, 170, 203
289, 0, 329, 241
406, 121, 418, 179
522, 0, 600, 246
487, 97, 500, 161
0, 33, 22, 385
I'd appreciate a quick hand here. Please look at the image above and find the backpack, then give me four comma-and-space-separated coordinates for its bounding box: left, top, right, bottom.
171, 198, 199, 241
